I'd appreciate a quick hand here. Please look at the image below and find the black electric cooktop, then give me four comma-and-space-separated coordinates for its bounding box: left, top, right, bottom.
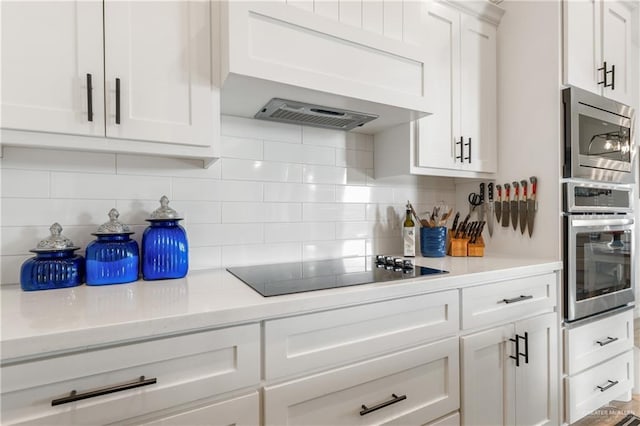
227, 256, 448, 297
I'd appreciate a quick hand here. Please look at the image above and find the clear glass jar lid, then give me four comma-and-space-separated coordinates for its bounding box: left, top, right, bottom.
93, 208, 133, 235
31, 223, 80, 252
148, 195, 183, 221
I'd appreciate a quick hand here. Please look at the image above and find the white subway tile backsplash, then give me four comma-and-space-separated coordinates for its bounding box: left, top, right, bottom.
264, 183, 334, 203
302, 239, 366, 261
1, 169, 50, 198
222, 158, 303, 182
222, 115, 301, 144
116, 155, 221, 179
51, 172, 171, 200
303, 203, 366, 222
1, 147, 116, 173
222, 242, 302, 267
222, 202, 302, 223
220, 135, 263, 160
264, 222, 335, 243
302, 164, 347, 184
2, 198, 115, 227
1, 117, 456, 284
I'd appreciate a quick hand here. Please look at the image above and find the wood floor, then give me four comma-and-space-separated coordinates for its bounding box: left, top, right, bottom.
572, 318, 639, 426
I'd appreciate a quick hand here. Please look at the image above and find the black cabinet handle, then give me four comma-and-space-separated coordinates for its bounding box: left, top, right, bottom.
608, 64, 615, 90
501, 295, 533, 304
86, 73, 93, 122
360, 393, 406, 416
115, 78, 121, 125
596, 380, 618, 392
465, 137, 471, 163
509, 332, 529, 367
509, 336, 520, 367
597, 61, 608, 87
596, 336, 619, 346
51, 376, 156, 406
455, 137, 464, 163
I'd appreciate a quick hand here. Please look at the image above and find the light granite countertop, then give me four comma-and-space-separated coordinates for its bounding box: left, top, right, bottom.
1, 255, 562, 362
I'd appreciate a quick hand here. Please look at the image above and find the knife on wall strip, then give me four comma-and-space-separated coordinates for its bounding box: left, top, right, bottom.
477, 183, 486, 223
519, 180, 528, 235
502, 183, 510, 228
511, 181, 519, 231
527, 176, 537, 237
495, 184, 502, 225
487, 182, 494, 237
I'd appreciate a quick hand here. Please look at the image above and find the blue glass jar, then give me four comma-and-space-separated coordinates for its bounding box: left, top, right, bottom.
86, 209, 139, 285
20, 223, 84, 291
142, 196, 188, 280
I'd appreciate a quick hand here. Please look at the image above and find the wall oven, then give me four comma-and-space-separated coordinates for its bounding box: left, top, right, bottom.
563, 181, 635, 322
563, 86, 636, 183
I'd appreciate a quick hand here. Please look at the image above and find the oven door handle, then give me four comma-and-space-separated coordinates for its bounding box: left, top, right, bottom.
570, 218, 634, 228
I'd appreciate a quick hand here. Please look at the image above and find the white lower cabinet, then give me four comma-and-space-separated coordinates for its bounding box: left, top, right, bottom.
264, 337, 460, 426
461, 312, 558, 426
0, 324, 260, 425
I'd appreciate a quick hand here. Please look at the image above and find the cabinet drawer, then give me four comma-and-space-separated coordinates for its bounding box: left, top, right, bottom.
461, 273, 556, 329
565, 350, 634, 424
265, 290, 459, 380
565, 308, 634, 375
264, 337, 460, 426
1, 324, 260, 425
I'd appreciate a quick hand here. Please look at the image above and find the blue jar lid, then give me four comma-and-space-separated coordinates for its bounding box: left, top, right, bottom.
147, 196, 183, 221
31, 223, 80, 253
93, 208, 134, 236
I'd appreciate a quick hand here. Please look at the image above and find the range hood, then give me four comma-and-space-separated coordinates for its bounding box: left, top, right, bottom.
218, 1, 432, 134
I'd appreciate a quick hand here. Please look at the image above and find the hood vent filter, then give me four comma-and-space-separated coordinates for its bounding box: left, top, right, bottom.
255, 98, 378, 131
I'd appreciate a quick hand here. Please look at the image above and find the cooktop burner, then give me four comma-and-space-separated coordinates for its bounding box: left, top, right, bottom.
227, 256, 448, 297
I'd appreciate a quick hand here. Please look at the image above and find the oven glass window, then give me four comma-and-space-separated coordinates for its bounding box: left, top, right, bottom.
579, 114, 631, 163
575, 229, 631, 301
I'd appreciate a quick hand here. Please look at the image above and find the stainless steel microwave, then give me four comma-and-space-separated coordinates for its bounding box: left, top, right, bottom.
563, 86, 636, 183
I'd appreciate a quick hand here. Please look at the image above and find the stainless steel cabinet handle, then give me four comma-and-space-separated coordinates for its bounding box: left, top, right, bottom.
115, 78, 121, 125
596, 380, 618, 392
596, 336, 619, 346
360, 393, 406, 416
500, 295, 533, 304
51, 376, 157, 406
86, 73, 93, 122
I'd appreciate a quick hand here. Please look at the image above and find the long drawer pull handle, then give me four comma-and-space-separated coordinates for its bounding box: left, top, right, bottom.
51, 376, 157, 406
596, 380, 618, 392
86, 73, 93, 122
360, 393, 406, 416
115, 78, 121, 125
501, 295, 533, 304
596, 336, 619, 346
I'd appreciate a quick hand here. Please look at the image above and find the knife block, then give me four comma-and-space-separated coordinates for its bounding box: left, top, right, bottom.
448, 237, 468, 257
467, 236, 485, 257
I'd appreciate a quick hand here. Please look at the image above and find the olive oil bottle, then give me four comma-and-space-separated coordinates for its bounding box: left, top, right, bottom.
403, 203, 415, 257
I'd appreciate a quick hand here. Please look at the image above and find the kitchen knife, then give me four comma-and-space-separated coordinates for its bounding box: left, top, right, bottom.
495, 184, 502, 224
487, 183, 494, 237
477, 183, 486, 223
519, 180, 528, 235
527, 176, 537, 237
511, 181, 519, 231
451, 211, 460, 232
502, 183, 510, 228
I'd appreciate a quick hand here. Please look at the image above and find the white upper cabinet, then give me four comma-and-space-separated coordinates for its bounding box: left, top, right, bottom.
375, 0, 502, 179
1, 1, 105, 136
564, 0, 636, 106
1, 1, 218, 164
219, 0, 432, 134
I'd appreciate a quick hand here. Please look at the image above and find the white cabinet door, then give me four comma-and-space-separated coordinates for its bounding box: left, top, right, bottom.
416, 2, 460, 171
563, 0, 636, 106
514, 313, 558, 426
460, 324, 516, 426
0, 1, 104, 136
601, 0, 634, 105
104, 1, 213, 147
460, 15, 497, 173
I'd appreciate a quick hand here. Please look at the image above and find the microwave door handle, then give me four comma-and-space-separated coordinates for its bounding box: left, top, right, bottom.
571, 218, 634, 228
